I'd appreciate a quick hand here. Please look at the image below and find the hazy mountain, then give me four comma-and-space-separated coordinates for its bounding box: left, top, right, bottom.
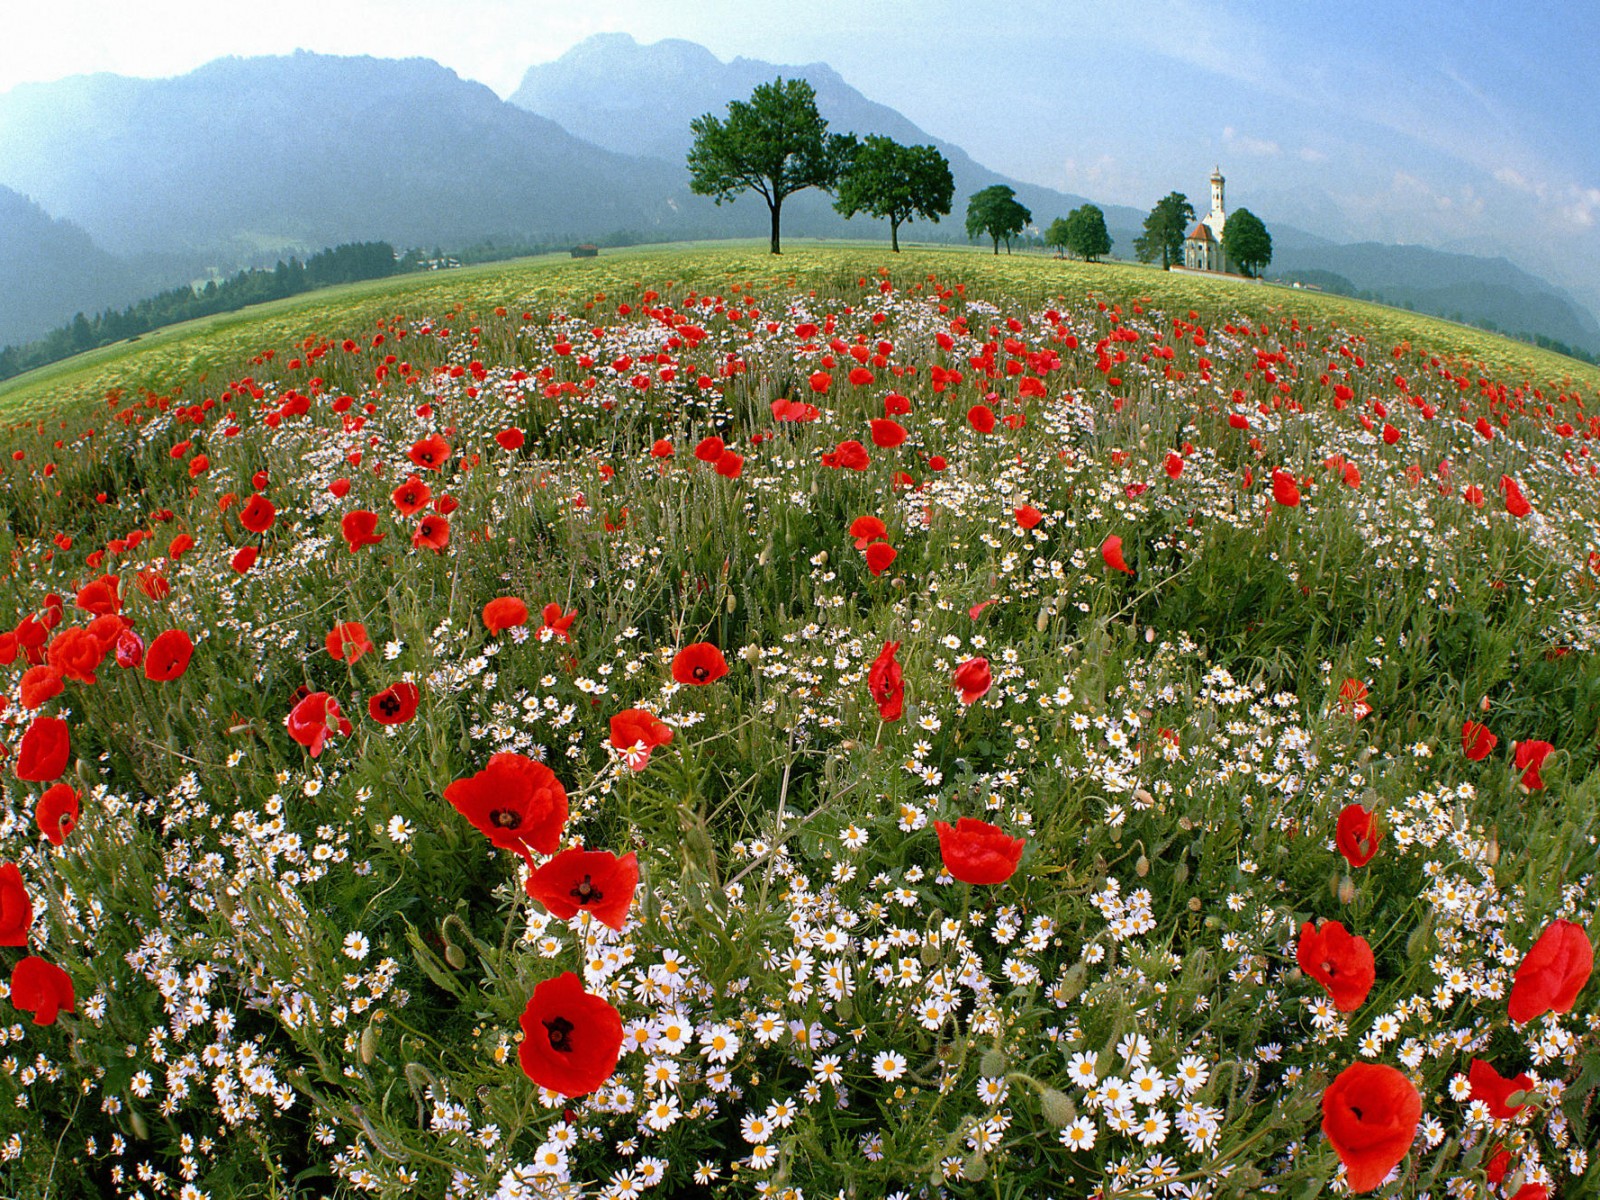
509, 32, 1150, 244
0, 186, 145, 346
0, 52, 691, 262
1271, 242, 1600, 354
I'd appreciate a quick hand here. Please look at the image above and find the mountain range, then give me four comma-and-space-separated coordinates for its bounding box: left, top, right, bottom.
1, 35, 1596, 358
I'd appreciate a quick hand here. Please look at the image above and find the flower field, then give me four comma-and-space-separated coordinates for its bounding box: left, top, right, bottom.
0, 246, 1595, 1199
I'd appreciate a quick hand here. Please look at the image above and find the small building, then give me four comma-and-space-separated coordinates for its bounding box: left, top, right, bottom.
570, 244, 599, 258
1183, 168, 1229, 273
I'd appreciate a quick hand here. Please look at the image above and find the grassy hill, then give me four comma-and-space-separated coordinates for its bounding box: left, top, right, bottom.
0, 243, 1595, 1199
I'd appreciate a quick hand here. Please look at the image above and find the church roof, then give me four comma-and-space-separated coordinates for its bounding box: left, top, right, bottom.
1186, 222, 1215, 243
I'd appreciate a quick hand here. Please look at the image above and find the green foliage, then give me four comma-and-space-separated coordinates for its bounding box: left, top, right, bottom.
964, 184, 1032, 255
833, 135, 954, 252
1223, 207, 1273, 277
1134, 191, 1196, 269
1062, 203, 1112, 262
686, 78, 852, 254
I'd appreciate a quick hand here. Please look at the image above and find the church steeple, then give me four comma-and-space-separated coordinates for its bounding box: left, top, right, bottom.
1210, 167, 1225, 221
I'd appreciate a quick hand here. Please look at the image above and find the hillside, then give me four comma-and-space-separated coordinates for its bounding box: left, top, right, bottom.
0, 186, 142, 345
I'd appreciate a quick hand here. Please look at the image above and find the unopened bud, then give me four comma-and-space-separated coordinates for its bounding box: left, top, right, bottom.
360, 1024, 377, 1065
1056, 961, 1088, 1003
962, 1152, 988, 1182
128, 1109, 148, 1140
979, 1047, 1008, 1078
444, 941, 466, 970
726, 592, 737, 614
740, 643, 762, 666
1039, 1088, 1077, 1128
1134, 855, 1150, 877
1337, 875, 1357, 905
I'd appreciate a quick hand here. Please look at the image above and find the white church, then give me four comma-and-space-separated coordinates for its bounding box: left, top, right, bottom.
1183, 168, 1230, 273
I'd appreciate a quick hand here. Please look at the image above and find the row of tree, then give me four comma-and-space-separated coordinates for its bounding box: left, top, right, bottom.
687, 77, 1271, 276
0, 242, 402, 383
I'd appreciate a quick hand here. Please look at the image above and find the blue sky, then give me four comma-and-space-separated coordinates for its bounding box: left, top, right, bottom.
10, 0, 1600, 307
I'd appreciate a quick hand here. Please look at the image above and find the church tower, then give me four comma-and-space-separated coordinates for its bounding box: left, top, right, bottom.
1203, 167, 1226, 240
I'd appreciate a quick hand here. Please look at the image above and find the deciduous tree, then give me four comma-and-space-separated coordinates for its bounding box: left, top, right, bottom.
965, 185, 1031, 255
1064, 203, 1112, 262
1133, 192, 1194, 270
1223, 207, 1273, 277
687, 78, 851, 255
834, 136, 954, 252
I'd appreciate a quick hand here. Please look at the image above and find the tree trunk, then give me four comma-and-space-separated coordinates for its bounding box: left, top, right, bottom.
769, 200, 782, 255
890, 218, 900, 253
992, 236, 999, 255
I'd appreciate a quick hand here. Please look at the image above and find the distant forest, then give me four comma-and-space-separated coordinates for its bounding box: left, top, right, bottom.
0, 242, 405, 383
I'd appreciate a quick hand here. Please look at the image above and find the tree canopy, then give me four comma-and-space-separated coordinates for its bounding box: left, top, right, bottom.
686, 77, 851, 255
834, 136, 954, 252
1223, 207, 1273, 277
1063, 203, 1112, 262
1133, 192, 1195, 270
965, 185, 1032, 255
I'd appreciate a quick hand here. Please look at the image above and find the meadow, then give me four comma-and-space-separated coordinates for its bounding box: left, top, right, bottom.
0, 243, 1595, 1200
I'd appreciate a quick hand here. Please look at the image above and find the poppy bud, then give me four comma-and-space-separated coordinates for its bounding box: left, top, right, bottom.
962, 1152, 988, 1182
360, 1024, 377, 1065
1039, 1088, 1077, 1128
129, 1110, 148, 1140
979, 1047, 1007, 1077
444, 942, 467, 971
1338, 875, 1357, 905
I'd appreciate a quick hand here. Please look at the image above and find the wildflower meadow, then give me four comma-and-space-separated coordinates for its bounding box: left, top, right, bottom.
0, 246, 1595, 1200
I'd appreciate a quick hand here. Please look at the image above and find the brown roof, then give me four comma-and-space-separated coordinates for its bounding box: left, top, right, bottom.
1186, 222, 1215, 243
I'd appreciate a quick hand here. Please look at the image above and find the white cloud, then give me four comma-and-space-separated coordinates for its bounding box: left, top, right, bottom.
1298, 146, 1327, 163
1223, 126, 1280, 157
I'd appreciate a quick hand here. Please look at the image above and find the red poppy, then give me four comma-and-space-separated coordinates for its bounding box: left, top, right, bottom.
239, 494, 277, 534
517, 971, 624, 1098
539, 603, 577, 643
849, 366, 874, 387
326, 622, 374, 664
935, 816, 1025, 885
9, 955, 75, 1026
36, 783, 79, 846
967, 404, 996, 433
286, 692, 350, 759
341, 510, 386, 552
1507, 919, 1593, 1024
1320, 1062, 1421, 1193
821, 440, 871, 470
1338, 678, 1372, 719
1165, 450, 1184, 478
808, 371, 832, 395
650, 438, 674, 457
408, 433, 451, 472
1014, 505, 1042, 530
496, 428, 525, 451
231, 545, 260, 573
0, 862, 31, 945
869, 419, 907, 448
1467, 1058, 1533, 1120
329, 477, 352, 498
525, 848, 640, 930
1296, 920, 1376, 1012
144, 629, 194, 681
47, 627, 107, 685
483, 597, 529, 634
694, 436, 725, 463
609, 708, 674, 770
115, 629, 144, 669
1513, 740, 1554, 790
1462, 720, 1498, 762
444, 753, 568, 858
1336, 803, 1381, 868
714, 450, 744, 478
868, 641, 904, 722
850, 516, 887, 548
1272, 469, 1302, 507
392, 475, 432, 516
16, 716, 69, 782
413, 514, 450, 552
865, 542, 897, 576
19, 666, 62, 710
952, 656, 991, 705
368, 681, 421, 726
664, 635, 732, 688
1463, 484, 1485, 507
1101, 534, 1134, 575
168, 533, 195, 559
1500, 475, 1532, 518
75, 576, 121, 617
